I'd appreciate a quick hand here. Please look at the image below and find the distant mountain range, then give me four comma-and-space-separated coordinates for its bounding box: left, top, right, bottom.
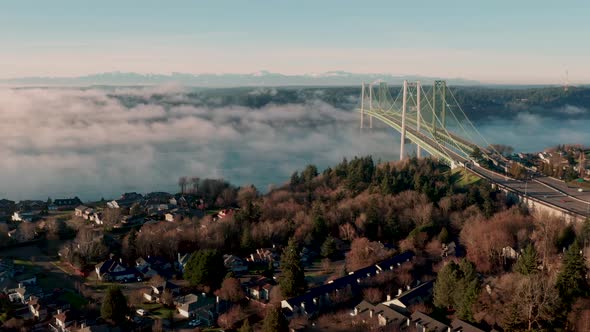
0, 71, 481, 87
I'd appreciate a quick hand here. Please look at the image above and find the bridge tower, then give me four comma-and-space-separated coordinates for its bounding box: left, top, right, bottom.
432, 80, 447, 137
400, 80, 408, 160
360, 82, 365, 129
416, 81, 422, 158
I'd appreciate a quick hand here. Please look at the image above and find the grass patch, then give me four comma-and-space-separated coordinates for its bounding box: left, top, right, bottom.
452, 168, 482, 187
139, 303, 162, 311
38, 274, 72, 290
13, 259, 35, 266
58, 292, 88, 309
153, 307, 175, 319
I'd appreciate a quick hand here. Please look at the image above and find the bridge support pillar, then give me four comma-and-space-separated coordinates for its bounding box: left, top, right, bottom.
416, 81, 421, 158
400, 80, 408, 161
360, 83, 365, 129
369, 83, 373, 128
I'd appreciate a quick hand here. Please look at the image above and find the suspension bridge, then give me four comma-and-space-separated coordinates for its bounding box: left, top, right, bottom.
358, 80, 590, 221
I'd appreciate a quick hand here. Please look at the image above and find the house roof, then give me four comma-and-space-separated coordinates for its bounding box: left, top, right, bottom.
394, 280, 434, 307
283, 251, 415, 315
175, 293, 214, 313
376, 304, 408, 324
55, 309, 82, 325
451, 318, 486, 332
96, 258, 135, 277
53, 198, 82, 206
411, 311, 449, 332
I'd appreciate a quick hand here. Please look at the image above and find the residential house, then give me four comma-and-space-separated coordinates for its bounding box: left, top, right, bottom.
108, 192, 144, 209
223, 254, 248, 274
166, 208, 204, 222
11, 210, 42, 222
450, 319, 486, 332
74, 206, 89, 217
95, 257, 136, 282
247, 247, 281, 268
136, 256, 173, 279
442, 242, 457, 258
89, 212, 103, 225
28, 296, 48, 320
51, 309, 82, 332
75, 206, 95, 220
282, 251, 415, 318
50, 198, 83, 211
411, 311, 450, 332
352, 300, 409, 329
9, 283, 43, 304
120, 215, 144, 225
143, 280, 181, 303
177, 253, 190, 273
174, 293, 215, 319
382, 280, 434, 311
245, 276, 275, 302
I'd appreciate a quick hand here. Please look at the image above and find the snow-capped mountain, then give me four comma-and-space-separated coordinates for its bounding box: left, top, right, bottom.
0, 71, 480, 87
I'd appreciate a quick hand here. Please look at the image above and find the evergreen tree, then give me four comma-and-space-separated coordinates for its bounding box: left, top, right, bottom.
321, 236, 337, 259
240, 226, 254, 253
515, 244, 538, 275
238, 319, 253, 332
184, 249, 226, 290
434, 259, 480, 321
262, 306, 289, 332
101, 286, 128, 323
280, 238, 307, 298
433, 261, 460, 309
289, 171, 300, 188
438, 227, 450, 244
556, 242, 588, 305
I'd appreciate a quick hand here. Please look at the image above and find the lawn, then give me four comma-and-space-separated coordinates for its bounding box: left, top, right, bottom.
13, 259, 36, 266
451, 168, 482, 187
58, 292, 88, 309
153, 306, 176, 319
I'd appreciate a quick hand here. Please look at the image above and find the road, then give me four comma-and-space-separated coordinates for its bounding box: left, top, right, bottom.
471, 166, 590, 218
369, 110, 590, 219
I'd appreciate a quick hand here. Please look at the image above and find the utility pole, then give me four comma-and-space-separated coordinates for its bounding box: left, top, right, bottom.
416, 81, 421, 158
400, 80, 408, 161
360, 83, 365, 129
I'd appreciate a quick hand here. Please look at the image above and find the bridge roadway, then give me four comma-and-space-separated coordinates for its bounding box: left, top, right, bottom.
364, 110, 590, 219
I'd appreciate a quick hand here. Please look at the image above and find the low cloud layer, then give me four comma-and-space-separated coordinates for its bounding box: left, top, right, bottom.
1, 87, 588, 201
0, 87, 398, 200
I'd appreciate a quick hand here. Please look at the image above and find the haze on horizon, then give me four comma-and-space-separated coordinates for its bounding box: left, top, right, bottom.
2, 0, 590, 85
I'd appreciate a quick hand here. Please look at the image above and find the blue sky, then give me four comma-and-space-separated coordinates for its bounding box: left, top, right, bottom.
2, 0, 589, 83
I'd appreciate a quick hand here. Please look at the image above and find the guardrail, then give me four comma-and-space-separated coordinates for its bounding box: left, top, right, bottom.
465, 166, 587, 221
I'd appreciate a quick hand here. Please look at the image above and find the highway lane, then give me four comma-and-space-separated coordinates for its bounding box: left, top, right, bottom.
535, 176, 590, 202
369, 111, 590, 218
471, 166, 590, 218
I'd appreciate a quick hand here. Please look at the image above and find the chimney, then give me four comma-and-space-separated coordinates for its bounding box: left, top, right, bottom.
18, 283, 23, 289
369, 308, 374, 318
397, 288, 402, 296
80, 323, 86, 329
57, 309, 62, 315
119, 258, 123, 264
386, 294, 391, 301
406, 285, 411, 291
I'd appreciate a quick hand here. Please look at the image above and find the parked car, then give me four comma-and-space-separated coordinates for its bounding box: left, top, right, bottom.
136, 309, 146, 316
188, 319, 202, 327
